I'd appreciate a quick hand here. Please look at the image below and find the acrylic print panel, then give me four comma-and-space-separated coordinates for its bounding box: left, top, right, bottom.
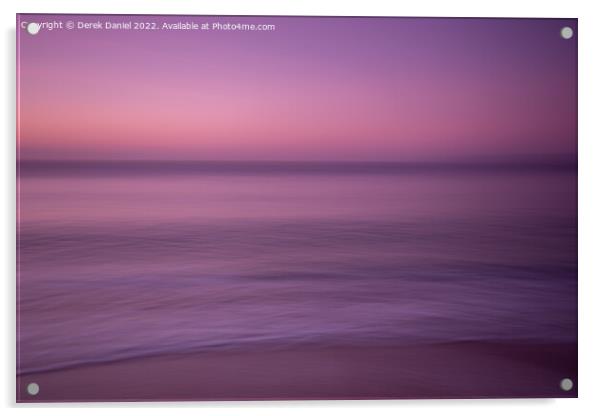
16, 14, 577, 402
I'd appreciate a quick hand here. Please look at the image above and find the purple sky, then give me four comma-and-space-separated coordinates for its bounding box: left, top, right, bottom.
17, 15, 577, 161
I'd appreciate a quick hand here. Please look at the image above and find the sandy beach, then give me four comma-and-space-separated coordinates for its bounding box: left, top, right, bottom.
17, 341, 577, 402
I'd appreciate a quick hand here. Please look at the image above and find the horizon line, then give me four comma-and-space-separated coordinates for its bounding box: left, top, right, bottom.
17, 155, 577, 164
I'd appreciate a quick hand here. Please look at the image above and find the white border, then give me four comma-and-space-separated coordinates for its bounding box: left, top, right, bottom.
3, 1, 601, 415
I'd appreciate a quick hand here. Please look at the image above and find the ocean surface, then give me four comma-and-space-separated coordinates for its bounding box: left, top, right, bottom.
17, 161, 577, 374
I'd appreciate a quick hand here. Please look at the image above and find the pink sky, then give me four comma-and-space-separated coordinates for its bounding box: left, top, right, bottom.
17, 15, 577, 161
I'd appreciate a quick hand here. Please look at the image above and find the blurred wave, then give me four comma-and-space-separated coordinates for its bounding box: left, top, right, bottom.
16, 162, 577, 374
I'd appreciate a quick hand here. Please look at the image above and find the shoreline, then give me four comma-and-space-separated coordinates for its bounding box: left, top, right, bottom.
17, 341, 577, 402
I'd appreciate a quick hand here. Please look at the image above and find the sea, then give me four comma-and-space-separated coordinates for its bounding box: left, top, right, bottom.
16, 160, 578, 374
